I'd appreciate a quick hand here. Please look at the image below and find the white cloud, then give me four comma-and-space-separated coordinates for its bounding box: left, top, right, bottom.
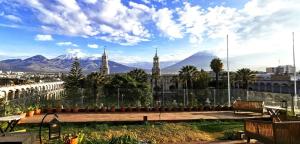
152, 8, 183, 39
66, 48, 88, 58
22, 0, 96, 37
83, 0, 97, 4
87, 44, 98, 49
35, 34, 53, 41
0, 12, 22, 22
56, 41, 78, 47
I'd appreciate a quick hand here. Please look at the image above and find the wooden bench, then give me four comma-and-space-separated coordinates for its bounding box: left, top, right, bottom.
233, 100, 264, 115
244, 119, 300, 144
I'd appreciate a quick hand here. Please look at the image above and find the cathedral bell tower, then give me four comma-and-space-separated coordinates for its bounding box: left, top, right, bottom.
100, 48, 110, 75
152, 48, 160, 76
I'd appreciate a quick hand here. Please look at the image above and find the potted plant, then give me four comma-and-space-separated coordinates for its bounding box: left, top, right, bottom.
167, 106, 173, 112
15, 105, 26, 119
26, 105, 35, 117
120, 105, 126, 112
46, 102, 53, 113
64, 103, 71, 113
34, 103, 41, 115
63, 132, 84, 144
101, 106, 107, 112
110, 105, 115, 112
144, 105, 149, 112
198, 104, 204, 111
55, 101, 62, 113
72, 104, 79, 113
127, 105, 133, 112
160, 106, 165, 112
154, 105, 159, 112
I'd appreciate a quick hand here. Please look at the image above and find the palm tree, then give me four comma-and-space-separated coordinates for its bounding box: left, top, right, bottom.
210, 58, 223, 90
235, 68, 255, 89
179, 65, 198, 89
128, 68, 148, 83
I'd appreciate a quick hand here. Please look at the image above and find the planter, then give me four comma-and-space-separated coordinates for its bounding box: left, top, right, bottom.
179, 107, 185, 111
127, 107, 133, 112
65, 108, 72, 113
198, 106, 204, 111
34, 109, 41, 115
26, 111, 34, 117
203, 106, 211, 111
120, 107, 126, 112
154, 107, 159, 112
160, 107, 165, 112
56, 108, 62, 113
192, 107, 198, 111
110, 106, 115, 112
136, 107, 141, 112
73, 107, 79, 113
47, 108, 53, 113
68, 136, 78, 144
144, 107, 150, 112
101, 107, 107, 112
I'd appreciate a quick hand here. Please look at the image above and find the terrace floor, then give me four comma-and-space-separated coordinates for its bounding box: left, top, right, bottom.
20, 111, 269, 123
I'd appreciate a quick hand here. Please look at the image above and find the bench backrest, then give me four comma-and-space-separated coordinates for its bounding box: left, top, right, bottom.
233, 100, 264, 110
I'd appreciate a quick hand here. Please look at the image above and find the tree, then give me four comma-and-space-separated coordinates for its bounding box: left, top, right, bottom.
103, 74, 152, 107
128, 69, 148, 83
64, 58, 84, 104
179, 65, 198, 89
210, 58, 223, 90
235, 68, 255, 89
85, 72, 105, 103
193, 69, 210, 89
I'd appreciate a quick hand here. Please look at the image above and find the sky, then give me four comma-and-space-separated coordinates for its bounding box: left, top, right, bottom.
0, 0, 300, 70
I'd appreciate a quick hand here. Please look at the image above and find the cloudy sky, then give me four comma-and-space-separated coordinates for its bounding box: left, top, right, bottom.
0, 0, 299, 70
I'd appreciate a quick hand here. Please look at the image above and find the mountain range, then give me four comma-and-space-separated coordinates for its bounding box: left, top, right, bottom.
0, 52, 216, 74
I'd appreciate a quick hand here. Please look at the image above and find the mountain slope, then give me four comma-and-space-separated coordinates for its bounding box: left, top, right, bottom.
162, 52, 216, 73
0, 55, 135, 73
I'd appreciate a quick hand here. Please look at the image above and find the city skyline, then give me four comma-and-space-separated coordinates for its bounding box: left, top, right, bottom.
0, 0, 299, 70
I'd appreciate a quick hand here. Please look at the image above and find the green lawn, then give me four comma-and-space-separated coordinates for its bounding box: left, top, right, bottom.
15, 120, 244, 144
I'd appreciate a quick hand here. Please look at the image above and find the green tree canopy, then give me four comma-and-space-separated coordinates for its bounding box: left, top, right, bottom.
64, 58, 84, 104
179, 65, 198, 89
235, 68, 255, 89
210, 58, 223, 89
128, 68, 148, 83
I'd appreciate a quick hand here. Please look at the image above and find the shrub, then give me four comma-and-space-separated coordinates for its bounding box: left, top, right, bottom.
108, 135, 139, 144
220, 130, 238, 140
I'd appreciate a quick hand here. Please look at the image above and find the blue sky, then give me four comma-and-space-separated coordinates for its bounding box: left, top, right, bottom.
0, 0, 300, 70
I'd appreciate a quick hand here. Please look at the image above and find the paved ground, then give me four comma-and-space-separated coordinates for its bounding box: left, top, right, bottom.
20, 111, 269, 123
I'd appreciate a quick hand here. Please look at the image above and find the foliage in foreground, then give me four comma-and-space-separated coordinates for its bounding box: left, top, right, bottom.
17, 121, 243, 144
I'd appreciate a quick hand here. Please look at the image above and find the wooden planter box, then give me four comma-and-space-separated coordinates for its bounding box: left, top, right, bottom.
101, 107, 107, 112
245, 119, 300, 143
120, 107, 126, 112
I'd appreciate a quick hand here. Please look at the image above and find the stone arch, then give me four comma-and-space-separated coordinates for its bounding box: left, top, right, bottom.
20, 88, 26, 98
15, 89, 20, 99
8, 90, 14, 100
273, 83, 280, 93
281, 83, 290, 94
260, 83, 266, 91
266, 83, 272, 92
